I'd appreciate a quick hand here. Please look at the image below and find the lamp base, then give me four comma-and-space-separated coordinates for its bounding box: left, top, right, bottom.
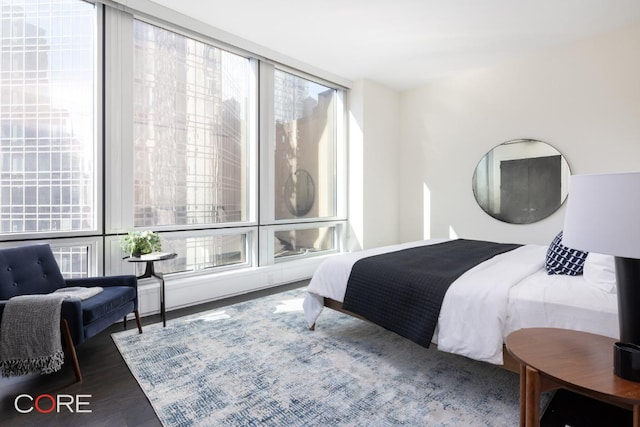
615, 257, 640, 344
614, 342, 640, 382
613, 258, 640, 381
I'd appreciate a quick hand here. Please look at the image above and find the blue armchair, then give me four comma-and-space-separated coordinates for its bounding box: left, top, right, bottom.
0, 244, 142, 381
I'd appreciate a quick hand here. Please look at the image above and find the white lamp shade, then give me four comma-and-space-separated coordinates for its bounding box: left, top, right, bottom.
563, 172, 640, 259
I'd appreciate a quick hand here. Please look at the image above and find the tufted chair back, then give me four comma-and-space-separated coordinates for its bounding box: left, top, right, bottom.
0, 244, 66, 300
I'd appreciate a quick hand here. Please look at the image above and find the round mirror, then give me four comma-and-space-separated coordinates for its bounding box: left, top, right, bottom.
472, 139, 571, 224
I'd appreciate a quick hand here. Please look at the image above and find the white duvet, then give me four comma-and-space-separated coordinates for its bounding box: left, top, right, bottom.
303, 239, 618, 365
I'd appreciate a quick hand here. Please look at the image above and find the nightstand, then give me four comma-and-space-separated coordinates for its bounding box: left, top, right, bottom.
506, 328, 640, 427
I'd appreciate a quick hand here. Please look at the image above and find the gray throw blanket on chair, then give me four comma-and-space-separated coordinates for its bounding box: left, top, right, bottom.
0, 294, 68, 377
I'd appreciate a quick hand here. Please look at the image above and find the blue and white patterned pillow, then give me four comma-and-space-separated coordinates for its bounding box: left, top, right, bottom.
545, 231, 588, 276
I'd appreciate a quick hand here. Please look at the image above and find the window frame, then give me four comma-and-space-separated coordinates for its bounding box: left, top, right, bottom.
259, 63, 347, 227
131, 18, 258, 230
0, 236, 103, 278
0, 0, 104, 242
130, 227, 256, 279
105, 11, 261, 276
106, 14, 259, 236
259, 221, 345, 265
3, 1, 348, 282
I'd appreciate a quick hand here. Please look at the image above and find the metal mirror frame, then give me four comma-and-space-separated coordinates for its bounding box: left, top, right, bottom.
472, 139, 571, 224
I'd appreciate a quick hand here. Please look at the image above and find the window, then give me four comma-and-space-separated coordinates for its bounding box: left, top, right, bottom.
274, 226, 336, 259
0, 237, 98, 280
132, 20, 251, 227
53, 245, 90, 279
264, 69, 342, 261
273, 70, 336, 221
1, 1, 345, 288
131, 20, 254, 274
0, 0, 97, 236
153, 231, 248, 274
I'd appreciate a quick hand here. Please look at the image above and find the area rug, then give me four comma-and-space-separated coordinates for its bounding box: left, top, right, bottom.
112, 288, 543, 426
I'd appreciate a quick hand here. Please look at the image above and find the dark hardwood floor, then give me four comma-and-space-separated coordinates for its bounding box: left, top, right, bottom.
0, 279, 632, 426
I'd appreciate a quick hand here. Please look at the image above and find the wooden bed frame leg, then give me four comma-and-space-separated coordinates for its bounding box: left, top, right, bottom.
61, 319, 82, 382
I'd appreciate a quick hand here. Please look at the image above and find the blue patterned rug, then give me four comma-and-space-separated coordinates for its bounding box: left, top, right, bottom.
112, 288, 542, 426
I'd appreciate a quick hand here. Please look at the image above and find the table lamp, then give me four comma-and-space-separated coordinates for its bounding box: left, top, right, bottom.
562, 172, 640, 381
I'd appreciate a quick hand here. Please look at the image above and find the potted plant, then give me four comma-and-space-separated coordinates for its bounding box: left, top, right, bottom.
121, 230, 162, 257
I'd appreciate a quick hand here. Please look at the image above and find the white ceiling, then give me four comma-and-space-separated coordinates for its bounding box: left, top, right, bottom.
147, 0, 640, 91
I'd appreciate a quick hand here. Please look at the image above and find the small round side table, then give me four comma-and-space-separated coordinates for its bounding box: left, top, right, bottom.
126, 252, 177, 327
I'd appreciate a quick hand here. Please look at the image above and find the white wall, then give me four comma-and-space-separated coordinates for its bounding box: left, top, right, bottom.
398, 22, 640, 245
349, 80, 401, 250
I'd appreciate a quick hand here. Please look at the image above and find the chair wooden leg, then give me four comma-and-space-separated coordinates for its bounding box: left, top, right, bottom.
123, 311, 143, 333
134, 309, 143, 334
61, 319, 82, 382
123, 315, 127, 330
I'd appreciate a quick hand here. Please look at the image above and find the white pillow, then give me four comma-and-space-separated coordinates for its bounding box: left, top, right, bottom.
583, 253, 617, 293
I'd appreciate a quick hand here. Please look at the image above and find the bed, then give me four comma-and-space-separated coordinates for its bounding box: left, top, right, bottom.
303, 238, 619, 371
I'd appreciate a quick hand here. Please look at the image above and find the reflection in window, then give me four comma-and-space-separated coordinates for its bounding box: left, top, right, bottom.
274, 70, 336, 220
51, 245, 89, 279
274, 226, 335, 259
134, 233, 248, 275
0, 0, 96, 235
132, 20, 251, 228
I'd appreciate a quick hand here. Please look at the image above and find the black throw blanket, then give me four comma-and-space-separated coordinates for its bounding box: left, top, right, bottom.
342, 239, 521, 348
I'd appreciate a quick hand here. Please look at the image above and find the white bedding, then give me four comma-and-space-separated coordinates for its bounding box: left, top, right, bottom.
505, 269, 618, 339
303, 239, 619, 365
